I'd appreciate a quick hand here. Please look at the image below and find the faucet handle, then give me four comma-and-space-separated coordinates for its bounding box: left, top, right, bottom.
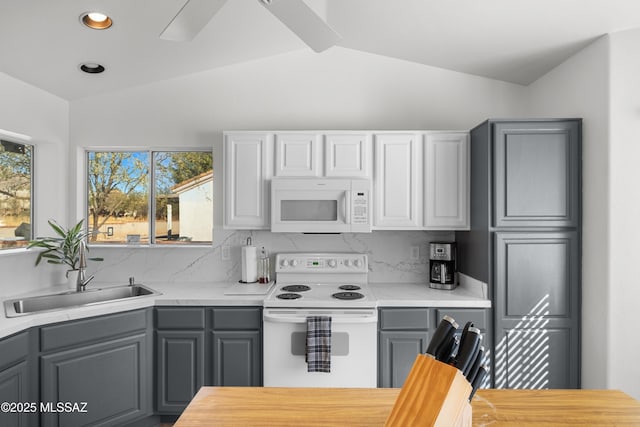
129, 277, 135, 286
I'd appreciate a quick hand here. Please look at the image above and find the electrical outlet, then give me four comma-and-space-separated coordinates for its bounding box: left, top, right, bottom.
410, 246, 420, 261
221, 245, 231, 261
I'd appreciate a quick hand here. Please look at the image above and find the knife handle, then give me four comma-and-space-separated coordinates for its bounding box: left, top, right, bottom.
436, 332, 458, 363
469, 366, 488, 401
452, 327, 481, 374
466, 346, 484, 384
426, 315, 458, 357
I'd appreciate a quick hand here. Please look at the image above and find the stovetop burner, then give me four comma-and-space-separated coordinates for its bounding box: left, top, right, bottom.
277, 293, 302, 300
338, 284, 361, 291
332, 291, 364, 300
281, 285, 311, 293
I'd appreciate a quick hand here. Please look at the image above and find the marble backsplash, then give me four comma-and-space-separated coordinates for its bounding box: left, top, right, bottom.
0, 230, 455, 296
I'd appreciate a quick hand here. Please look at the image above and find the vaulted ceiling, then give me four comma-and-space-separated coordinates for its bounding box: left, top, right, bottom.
1, 0, 639, 100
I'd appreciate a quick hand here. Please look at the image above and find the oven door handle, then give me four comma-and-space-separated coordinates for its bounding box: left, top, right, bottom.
264, 312, 378, 324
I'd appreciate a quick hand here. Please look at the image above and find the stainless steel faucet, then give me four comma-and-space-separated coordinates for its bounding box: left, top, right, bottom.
76, 240, 95, 292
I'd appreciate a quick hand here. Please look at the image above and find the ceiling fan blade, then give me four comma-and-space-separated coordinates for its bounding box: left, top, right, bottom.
160, 0, 228, 42
259, 0, 342, 52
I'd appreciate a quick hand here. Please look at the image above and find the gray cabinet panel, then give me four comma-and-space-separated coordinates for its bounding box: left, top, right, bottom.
496, 328, 576, 389
0, 361, 29, 427
379, 308, 431, 330
156, 308, 205, 329
0, 332, 29, 371
495, 232, 579, 320
494, 232, 580, 389
211, 331, 261, 386
436, 309, 488, 331
156, 331, 205, 413
40, 333, 148, 427
378, 331, 429, 388
40, 309, 147, 352
211, 307, 262, 330
493, 121, 580, 227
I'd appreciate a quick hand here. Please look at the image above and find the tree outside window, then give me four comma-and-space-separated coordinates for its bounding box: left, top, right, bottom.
87, 150, 212, 245
0, 140, 32, 249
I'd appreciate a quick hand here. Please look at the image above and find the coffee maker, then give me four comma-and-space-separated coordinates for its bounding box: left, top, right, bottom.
429, 242, 457, 290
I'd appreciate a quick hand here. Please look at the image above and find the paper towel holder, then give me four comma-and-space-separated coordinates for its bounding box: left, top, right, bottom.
239, 237, 259, 284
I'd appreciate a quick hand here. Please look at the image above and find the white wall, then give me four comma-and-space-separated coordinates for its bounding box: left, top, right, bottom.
608, 28, 640, 400
67, 47, 526, 285
0, 72, 69, 295
177, 180, 213, 242
525, 37, 611, 391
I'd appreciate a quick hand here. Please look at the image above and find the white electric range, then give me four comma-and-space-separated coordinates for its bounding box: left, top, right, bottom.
263, 253, 378, 388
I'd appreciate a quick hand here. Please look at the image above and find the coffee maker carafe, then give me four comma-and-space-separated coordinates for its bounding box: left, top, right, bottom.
429, 242, 457, 290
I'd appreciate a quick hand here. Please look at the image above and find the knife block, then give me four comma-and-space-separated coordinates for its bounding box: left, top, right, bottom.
384, 354, 472, 427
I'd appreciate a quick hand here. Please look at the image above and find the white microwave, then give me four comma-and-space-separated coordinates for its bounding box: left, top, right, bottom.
271, 178, 371, 233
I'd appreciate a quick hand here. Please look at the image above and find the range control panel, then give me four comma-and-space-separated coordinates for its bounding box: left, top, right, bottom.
275, 253, 368, 273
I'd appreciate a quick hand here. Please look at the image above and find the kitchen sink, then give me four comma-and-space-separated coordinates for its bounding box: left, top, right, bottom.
4, 284, 160, 317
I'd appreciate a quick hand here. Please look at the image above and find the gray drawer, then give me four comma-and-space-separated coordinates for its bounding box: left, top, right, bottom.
379, 308, 431, 330
211, 307, 262, 330
0, 331, 29, 370
156, 307, 205, 329
436, 308, 488, 331
40, 309, 148, 352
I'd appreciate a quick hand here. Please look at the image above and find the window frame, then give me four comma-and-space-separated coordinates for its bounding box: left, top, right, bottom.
84, 147, 213, 247
0, 134, 34, 252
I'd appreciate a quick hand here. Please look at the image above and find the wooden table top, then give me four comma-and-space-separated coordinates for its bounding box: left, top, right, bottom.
175, 387, 640, 426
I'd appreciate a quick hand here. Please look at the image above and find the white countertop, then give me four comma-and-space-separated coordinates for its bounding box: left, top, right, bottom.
0, 277, 489, 339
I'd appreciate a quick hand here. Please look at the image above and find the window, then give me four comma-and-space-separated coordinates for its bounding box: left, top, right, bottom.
0, 139, 33, 250
87, 150, 212, 245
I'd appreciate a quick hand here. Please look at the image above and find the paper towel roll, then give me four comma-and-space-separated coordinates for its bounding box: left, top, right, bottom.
241, 245, 258, 283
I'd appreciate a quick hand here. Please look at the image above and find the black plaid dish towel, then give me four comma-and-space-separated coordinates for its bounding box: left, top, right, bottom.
306, 316, 332, 373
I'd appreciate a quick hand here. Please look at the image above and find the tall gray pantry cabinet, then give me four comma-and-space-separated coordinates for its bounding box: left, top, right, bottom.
456, 119, 581, 389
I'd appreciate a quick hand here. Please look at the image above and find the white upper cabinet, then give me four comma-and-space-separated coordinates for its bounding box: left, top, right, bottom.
324, 134, 370, 177
274, 133, 320, 177
374, 133, 422, 229
424, 132, 469, 230
224, 132, 271, 229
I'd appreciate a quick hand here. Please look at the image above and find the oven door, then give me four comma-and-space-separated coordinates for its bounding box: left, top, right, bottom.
263, 308, 378, 387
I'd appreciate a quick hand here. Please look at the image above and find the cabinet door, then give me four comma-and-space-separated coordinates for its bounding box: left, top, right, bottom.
0, 362, 29, 427
274, 133, 320, 176
424, 133, 469, 230
378, 331, 429, 388
40, 333, 149, 427
493, 232, 580, 389
374, 134, 421, 228
211, 331, 262, 386
324, 133, 370, 177
156, 331, 205, 413
224, 133, 271, 229
493, 121, 580, 227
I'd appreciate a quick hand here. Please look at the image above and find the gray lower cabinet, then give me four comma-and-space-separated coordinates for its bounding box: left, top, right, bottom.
155, 306, 263, 415
379, 307, 493, 389
0, 331, 35, 427
155, 307, 206, 414
156, 330, 205, 413
39, 309, 153, 427
378, 308, 431, 388
210, 307, 262, 387
211, 331, 261, 386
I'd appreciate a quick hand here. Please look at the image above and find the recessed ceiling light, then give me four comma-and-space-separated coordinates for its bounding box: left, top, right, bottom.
80, 12, 112, 30
79, 63, 105, 74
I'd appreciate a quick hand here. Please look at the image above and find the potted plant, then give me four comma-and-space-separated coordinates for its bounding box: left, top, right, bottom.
28, 219, 103, 285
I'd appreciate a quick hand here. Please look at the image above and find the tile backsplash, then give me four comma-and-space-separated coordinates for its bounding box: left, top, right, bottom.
0, 230, 455, 296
